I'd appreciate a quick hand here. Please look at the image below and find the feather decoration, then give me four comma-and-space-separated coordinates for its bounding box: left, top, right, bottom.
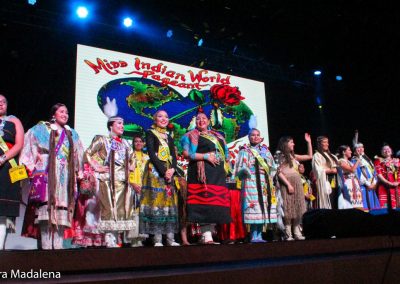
210, 108, 223, 128
103, 97, 118, 118
248, 115, 257, 130
187, 116, 197, 131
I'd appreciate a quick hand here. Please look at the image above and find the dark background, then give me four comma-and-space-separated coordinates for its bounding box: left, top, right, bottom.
1, 0, 399, 157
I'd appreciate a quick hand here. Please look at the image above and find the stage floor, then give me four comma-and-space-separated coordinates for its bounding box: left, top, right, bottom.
2, 235, 400, 283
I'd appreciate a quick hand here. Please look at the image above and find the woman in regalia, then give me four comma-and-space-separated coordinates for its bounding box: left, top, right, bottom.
83, 98, 136, 247
140, 110, 179, 246
336, 145, 363, 210
0, 94, 24, 250
351, 131, 380, 210
181, 111, 231, 244
20, 103, 84, 250
125, 135, 149, 247
235, 121, 277, 243
276, 134, 312, 241
312, 136, 339, 209
374, 144, 400, 209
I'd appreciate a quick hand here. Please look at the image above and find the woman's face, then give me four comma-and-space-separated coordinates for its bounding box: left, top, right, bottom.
133, 137, 144, 151
154, 111, 169, 128
298, 164, 305, 174
320, 138, 329, 152
382, 146, 392, 158
196, 113, 209, 132
0, 95, 7, 117
249, 129, 262, 145
53, 105, 69, 126
111, 119, 124, 136
344, 147, 352, 159
288, 139, 295, 152
355, 145, 364, 156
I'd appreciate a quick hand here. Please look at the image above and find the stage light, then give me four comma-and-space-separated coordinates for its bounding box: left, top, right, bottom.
336, 75, 343, 81
198, 38, 204, 47
318, 105, 323, 109
314, 70, 322, 76
123, 17, 133, 28
27, 0, 36, 5
76, 6, 89, 19
166, 30, 173, 38
316, 97, 322, 105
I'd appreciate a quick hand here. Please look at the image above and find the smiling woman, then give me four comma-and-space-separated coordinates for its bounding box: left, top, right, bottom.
19, 103, 84, 250
0, 94, 25, 250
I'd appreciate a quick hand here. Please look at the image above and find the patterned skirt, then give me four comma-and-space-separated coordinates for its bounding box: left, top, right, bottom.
139, 161, 178, 235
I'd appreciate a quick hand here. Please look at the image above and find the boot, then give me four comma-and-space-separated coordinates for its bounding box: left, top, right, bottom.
166, 233, 180, 246
285, 225, 294, 241
153, 234, 163, 247
256, 231, 267, 243
200, 231, 219, 244
293, 225, 305, 241
250, 229, 258, 243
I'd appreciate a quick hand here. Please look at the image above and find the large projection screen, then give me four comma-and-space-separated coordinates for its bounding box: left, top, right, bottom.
75, 44, 269, 151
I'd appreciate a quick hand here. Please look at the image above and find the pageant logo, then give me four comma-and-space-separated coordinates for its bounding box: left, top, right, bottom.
84, 57, 231, 90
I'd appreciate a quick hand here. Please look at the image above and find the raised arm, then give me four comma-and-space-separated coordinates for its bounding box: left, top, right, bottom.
295, 133, 313, 162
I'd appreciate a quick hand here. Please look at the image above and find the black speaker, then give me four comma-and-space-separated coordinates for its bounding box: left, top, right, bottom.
303, 209, 400, 239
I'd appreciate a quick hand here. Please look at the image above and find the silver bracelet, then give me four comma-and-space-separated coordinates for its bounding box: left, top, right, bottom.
0, 154, 7, 164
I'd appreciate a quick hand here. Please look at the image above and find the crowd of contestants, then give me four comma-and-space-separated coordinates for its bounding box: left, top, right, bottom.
1, 93, 399, 250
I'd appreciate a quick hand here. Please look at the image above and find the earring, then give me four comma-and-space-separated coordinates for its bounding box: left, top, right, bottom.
50, 116, 56, 123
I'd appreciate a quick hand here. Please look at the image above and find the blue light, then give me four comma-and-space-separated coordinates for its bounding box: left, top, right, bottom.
198, 38, 204, 47
316, 97, 322, 105
166, 30, 173, 38
314, 70, 322, 76
123, 17, 133, 28
76, 6, 89, 18
28, 0, 36, 5
336, 75, 343, 81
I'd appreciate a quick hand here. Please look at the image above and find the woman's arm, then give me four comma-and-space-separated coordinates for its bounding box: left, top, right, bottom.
295, 133, 313, 162
1, 117, 24, 162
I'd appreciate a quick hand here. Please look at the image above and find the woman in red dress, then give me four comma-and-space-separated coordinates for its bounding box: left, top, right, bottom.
374, 144, 400, 209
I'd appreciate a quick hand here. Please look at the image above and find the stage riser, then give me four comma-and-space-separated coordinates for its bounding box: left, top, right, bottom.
2, 236, 400, 283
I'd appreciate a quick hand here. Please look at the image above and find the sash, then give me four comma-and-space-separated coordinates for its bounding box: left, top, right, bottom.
248, 146, 277, 205
200, 132, 231, 175
151, 129, 172, 165
249, 147, 270, 173
0, 136, 28, 183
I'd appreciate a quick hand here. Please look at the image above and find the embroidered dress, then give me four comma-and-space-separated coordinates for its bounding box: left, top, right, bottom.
279, 159, 306, 220
235, 144, 278, 224
84, 135, 135, 232
374, 157, 400, 209
139, 129, 179, 235
181, 129, 231, 224
312, 151, 339, 209
0, 116, 20, 232
20, 121, 84, 228
337, 159, 364, 210
351, 156, 380, 210
125, 150, 149, 241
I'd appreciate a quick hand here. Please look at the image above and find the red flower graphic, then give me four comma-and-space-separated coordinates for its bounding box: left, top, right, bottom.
210, 84, 245, 106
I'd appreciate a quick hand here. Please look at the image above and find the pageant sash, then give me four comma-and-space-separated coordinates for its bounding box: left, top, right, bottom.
200, 132, 231, 175
249, 147, 270, 173
151, 129, 172, 165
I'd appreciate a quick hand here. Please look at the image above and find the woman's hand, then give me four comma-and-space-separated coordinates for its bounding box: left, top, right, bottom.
205, 152, 220, 166
132, 184, 141, 194
304, 133, 311, 143
165, 168, 175, 182
96, 165, 109, 173
287, 183, 295, 194
326, 167, 337, 174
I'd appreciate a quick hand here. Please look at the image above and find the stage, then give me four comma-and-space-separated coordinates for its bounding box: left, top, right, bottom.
2, 235, 400, 283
